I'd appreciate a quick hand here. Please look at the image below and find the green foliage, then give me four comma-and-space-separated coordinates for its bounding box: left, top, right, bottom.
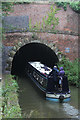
55, 2, 67, 11
14, 2, 30, 4
2, 2, 13, 15
55, 1, 80, 13
32, 33, 38, 40
4, 105, 22, 118
2, 75, 22, 118
29, 18, 32, 31
43, 5, 60, 30
29, 5, 60, 32
2, 2, 14, 39
69, 1, 80, 13
57, 57, 79, 87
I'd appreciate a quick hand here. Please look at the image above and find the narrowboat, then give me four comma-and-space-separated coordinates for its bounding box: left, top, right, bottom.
26, 61, 71, 102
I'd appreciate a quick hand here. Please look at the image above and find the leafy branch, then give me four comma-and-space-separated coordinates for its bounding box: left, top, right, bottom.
29, 5, 60, 32
55, 1, 80, 13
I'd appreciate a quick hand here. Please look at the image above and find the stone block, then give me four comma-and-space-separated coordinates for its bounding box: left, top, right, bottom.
2, 16, 29, 33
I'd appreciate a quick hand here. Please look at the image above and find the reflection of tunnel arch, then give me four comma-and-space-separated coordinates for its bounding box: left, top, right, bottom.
11, 43, 59, 76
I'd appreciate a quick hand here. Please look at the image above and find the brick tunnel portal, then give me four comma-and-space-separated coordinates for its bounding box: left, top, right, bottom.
11, 43, 59, 76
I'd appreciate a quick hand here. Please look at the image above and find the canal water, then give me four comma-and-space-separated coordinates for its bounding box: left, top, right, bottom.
18, 77, 79, 118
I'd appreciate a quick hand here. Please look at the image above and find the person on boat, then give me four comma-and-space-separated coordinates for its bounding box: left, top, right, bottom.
58, 67, 65, 91
58, 67, 69, 93
53, 66, 59, 89
53, 66, 59, 73
47, 66, 59, 92
48, 65, 59, 77
59, 67, 65, 77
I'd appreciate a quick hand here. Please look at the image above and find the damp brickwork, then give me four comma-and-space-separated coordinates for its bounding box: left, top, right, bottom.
4, 32, 78, 61
8, 4, 78, 33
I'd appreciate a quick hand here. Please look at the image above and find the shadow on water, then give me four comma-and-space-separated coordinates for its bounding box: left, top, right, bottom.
17, 77, 79, 118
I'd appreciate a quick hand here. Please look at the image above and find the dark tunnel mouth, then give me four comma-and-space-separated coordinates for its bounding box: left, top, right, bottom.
11, 42, 59, 76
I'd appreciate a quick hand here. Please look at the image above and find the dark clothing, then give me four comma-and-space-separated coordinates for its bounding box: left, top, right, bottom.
49, 67, 59, 81
58, 68, 69, 92
46, 76, 55, 92
62, 76, 69, 92
52, 70, 58, 82
47, 66, 69, 93
47, 68, 59, 92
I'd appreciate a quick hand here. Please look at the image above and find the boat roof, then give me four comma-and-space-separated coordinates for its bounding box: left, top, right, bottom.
29, 62, 52, 75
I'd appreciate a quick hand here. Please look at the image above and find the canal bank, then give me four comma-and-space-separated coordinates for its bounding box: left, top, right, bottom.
0, 78, 2, 120
2, 74, 22, 118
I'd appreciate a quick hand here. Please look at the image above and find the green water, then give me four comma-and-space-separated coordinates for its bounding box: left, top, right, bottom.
18, 77, 79, 118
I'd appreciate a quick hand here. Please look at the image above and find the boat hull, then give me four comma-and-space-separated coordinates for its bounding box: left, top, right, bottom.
46, 93, 71, 102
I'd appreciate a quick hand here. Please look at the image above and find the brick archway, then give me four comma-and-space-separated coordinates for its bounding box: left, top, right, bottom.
11, 42, 59, 76
6, 38, 63, 74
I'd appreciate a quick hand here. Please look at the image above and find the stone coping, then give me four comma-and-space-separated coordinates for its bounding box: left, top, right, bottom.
1, 1, 57, 4
5, 30, 79, 36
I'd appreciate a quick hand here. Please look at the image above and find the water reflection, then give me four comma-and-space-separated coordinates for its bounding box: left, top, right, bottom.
18, 77, 79, 118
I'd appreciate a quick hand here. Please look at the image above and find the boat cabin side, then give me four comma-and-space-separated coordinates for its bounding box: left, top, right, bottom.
26, 62, 51, 91
26, 61, 70, 94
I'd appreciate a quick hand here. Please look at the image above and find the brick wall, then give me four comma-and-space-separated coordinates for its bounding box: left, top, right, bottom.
36, 32, 78, 61
5, 3, 79, 61
4, 32, 78, 61
8, 4, 78, 33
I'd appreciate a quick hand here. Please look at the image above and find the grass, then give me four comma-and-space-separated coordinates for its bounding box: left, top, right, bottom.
2, 74, 22, 118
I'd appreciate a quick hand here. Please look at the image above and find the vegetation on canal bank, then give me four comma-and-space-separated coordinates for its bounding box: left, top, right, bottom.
57, 57, 79, 87
2, 75, 22, 118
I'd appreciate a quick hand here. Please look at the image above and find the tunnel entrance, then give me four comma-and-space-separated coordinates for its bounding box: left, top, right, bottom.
11, 42, 59, 76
